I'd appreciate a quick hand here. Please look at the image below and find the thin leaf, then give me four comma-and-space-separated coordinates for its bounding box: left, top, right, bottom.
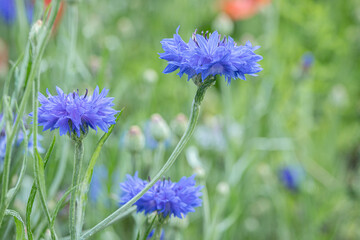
5, 209, 28, 240
25, 136, 56, 240
84, 109, 124, 187
6, 116, 28, 203
50, 186, 76, 228
142, 215, 157, 240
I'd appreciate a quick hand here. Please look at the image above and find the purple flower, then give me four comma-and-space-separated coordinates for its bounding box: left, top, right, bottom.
33, 86, 118, 137
120, 172, 203, 218
159, 27, 263, 84
0, 113, 43, 166
279, 165, 305, 191
0, 0, 33, 24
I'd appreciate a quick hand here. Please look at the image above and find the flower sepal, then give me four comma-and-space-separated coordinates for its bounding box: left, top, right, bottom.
69, 121, 89, 142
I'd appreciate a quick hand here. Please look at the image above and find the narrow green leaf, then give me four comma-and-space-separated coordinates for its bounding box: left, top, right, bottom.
25, 135, 56, 240
35, 150, 47, 200
84, 109, 124, 187
142, 215, 157, 240
50, 186, 76, 228
44, 135, 56, 164
14, 216, 25, 240
5, 209, 27, 240
136, 231, 141, 240
25, 184, 37, 240
6, 116, 28, 203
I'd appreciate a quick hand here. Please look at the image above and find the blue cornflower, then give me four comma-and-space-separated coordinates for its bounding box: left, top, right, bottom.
120, 172, 203, 218
0, 0, 33, 24
279, 165, 305, 191
159, 27, 263, 84
0, 113, 43, 169
301, 52, 314, 71
33, 86, 118, 137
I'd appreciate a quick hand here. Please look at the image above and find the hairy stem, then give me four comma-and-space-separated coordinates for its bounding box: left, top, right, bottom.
70, 140, 84, 240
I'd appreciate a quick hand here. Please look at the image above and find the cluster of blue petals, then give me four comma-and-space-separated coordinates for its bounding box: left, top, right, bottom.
159, 27, 263, 84
0, 114, 43, 167
34, 86, 118, 137
279, 165, 305, 191
120, 172, 203, 218
0, 0, 33, 24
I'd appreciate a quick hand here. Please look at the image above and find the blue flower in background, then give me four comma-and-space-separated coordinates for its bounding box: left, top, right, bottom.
32, 86, 118, 137
0, 0, 33, 24
147, 229, 165, 240
89, 165, 108, 203
279, 165, 305, 191
159, 27, 263, 84
120, 172, 203, 218
144, 121, 171, 150
301, 52, 314, 71
0, 113, 43, 172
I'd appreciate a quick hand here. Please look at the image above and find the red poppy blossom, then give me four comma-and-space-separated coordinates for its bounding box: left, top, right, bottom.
43, 0, 64, 31
220, 0, 271, 20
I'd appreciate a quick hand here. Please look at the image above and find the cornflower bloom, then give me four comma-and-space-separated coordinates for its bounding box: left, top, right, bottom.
0, 114, 43, 166
120, 173, 203, 219
279, 165, 305, 191
159, 27, 263, 84
33, 86, 118, 137
0, 0, 33, 24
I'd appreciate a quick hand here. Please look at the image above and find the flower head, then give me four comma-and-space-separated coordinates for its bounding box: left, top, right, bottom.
0, 113, 43, 166
33, 86, 118, 137
0, 0, 33, 24
159, 27, 263, 84
279, 165, 305, 191
120, 172, 203, 218
220, 0, 271, 21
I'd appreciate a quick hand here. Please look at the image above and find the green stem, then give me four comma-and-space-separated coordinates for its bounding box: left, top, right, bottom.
70, 140, 84, 240
202, 181, 211, 240
153, 141, 165, 174
154, 225, 162, 240
0, 0, 61, 229
80, 77, 215, 239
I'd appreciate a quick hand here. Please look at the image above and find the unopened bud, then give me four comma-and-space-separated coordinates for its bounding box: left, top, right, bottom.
149, 114, 170, 142
124, 125, 145, 153
143, 68, 158, 84
29, 20, 43, 45
216, 181, 230, 196
169, 216, 189, 229
171, 113, 188, 138
194, 166, 206, 179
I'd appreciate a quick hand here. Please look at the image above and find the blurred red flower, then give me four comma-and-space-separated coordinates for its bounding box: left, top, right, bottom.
0, 38, 8, 76
43, 0, 64, 31
220, 0, 271, 20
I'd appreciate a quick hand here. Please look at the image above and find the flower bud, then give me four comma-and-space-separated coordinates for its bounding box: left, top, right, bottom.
124, 125, 145, 153
171, 113, 188, 138
149, 114, 170, 142
143, 68, 158, 84
29, 20, 44, 45
169, 216, 189, 229
212, 13, 234, 35
216, 181, 230, 196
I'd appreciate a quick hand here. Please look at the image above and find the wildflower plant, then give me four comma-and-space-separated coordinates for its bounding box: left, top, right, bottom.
79, 27, 262, 240
0, 17, 262, 240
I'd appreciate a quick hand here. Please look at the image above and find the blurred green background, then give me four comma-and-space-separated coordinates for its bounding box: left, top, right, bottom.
1, 0, 360, 239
